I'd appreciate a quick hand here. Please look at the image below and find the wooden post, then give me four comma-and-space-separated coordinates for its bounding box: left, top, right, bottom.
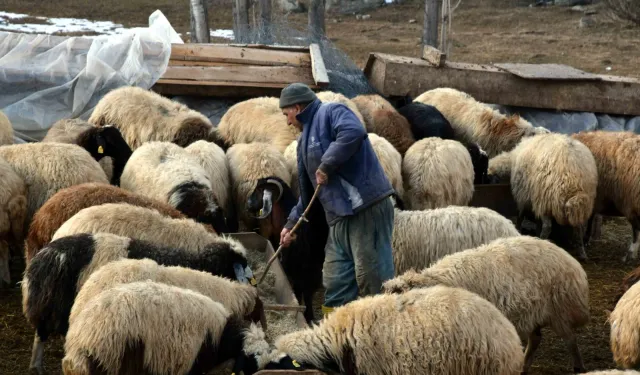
233, 0, 250, 43
259, 0, 272, 44
189, 0, 210, 43
422, 0, 441, 48
308, 0, 326, 42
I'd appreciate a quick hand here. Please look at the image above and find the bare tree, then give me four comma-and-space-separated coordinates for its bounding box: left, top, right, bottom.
190, 0, 210, 43
605, 0, 640, 25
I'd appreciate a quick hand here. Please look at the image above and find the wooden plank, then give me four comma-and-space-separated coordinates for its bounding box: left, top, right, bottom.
168, 60, 245, 67
161, 65, 316, 85
364, 53, 640, 116
422, 0, 441, 48
228, 43, 310, 52
469, 184, 518, 219
170, 44, 312, 66
308, 0, 326, 41
309, 43, 329, 87
264, 303, 307, 312
421, 44, 446, 67
494, 63, 602, 81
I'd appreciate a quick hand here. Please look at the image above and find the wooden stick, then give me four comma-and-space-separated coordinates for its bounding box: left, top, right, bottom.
264, 304, 307, 312
257, 184, 322, 285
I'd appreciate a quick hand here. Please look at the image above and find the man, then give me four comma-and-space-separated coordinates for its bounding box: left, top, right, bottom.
278, 82, 395, 316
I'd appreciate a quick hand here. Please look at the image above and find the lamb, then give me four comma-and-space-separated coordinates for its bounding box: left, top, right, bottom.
268, 286, 524, 375
0, 156, 26, 285
383, 235, 590, 374
283, 140, 300, 198
226, 142, 291, 235
42, 119, 132, 186
609, 278, 640, 369
120, 141, 230, 234
24, 182, 190, 264
391, 205, 520, 275
88, 86, 213, 149
215, 97, 300, 153
62, 281, 272, 375
352, 94, 415, 155
316, 90, 366, 125
402, 137, 474, 210
0, 110, 14, 145
51, 203, 232, 255
23, 231, 253, 374
368, 133, 404, 197
0, 143, 108, 228
414, 87, 549, 157
571, 131, 640, 262
185, 140, 237, 232
509, 133, 598, 260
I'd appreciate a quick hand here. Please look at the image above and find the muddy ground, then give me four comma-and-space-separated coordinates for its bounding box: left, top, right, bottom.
1, 216, 637, 374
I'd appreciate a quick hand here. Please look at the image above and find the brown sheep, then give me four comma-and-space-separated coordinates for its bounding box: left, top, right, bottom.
24, 182, 202, 264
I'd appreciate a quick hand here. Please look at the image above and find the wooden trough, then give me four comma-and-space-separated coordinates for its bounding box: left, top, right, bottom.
151, 43, 330, 98
227, 232, 327, 375
469, 183, 518, 218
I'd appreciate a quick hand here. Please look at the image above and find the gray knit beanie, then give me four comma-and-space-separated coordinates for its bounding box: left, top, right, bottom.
279, 83, 318, 108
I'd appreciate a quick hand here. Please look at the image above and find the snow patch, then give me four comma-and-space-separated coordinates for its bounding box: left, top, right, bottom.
0, 12, 127, 35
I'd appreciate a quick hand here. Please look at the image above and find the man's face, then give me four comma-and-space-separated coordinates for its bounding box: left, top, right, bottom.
282, 105, 303, 131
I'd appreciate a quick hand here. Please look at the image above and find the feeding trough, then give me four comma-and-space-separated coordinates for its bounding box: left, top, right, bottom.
469, 183, 518, 218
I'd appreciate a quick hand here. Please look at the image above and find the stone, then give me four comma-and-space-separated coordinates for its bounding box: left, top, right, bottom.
408, 19, 417, 23
579, 16, 596, 28
571, 5, 584, 11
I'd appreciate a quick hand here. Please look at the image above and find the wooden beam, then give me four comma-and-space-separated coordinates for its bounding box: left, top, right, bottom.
168, 60, 244, 67
421, 44, 446, 67
309, 0, 326, 41
258, 0, 272, 44
161, 65, 316, 85
422, 0, 441, 48
151, 79, 321, 98
189, 0, 210, 43
263, 303, 307, 312
228, 43, 309, 52
309, 43, 330, 87
170, 44, 312, 67
233, 0, 250, 43
364, 53, 640, 116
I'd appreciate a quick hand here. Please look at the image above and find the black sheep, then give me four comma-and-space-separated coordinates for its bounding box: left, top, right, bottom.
76, 125, 132, 186
397, 102, 456, 141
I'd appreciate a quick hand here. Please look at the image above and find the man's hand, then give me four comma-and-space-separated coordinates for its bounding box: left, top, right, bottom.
316, 169, 328, 185
280, 228, 293, 247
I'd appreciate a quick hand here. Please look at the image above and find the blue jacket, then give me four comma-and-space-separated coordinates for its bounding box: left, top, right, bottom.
284, 98, 394, 228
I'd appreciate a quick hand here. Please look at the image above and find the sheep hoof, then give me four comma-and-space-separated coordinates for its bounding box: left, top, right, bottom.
29, 366, 44, 375
574, 367, 587, 373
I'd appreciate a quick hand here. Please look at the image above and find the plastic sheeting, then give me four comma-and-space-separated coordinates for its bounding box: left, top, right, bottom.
0, 10, 181, 142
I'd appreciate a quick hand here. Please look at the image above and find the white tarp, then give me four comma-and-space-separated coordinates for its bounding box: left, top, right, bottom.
0, 10, 181, 142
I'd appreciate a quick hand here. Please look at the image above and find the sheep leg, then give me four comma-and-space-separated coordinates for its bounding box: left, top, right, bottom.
575, 225, 588, 262
516, 210, 526, 232
566, 335, 586, 373
303, 290, 315, 324
622, 219, 640, 263
522, 327, 542, 375
539, 216, 553, 239
29, 332, 45, 375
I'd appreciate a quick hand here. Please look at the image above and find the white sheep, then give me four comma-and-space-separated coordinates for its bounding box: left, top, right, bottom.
120, 141, 230, 233
88, 86, 213, 149
610, 278, 640, 369
0, 143, 108, 228
414, 87, 549, 157
62, 281, 271, 375
283, 140, 300, 198
368, 133, 404, 197
216, 97, 300, 153
0, 156, 26, 284
392, 205, 520, 275
316, 90, 366, 126
0, 110, 14, 145
402, 137, 474, 210
271, 286, 524, 375
509, 133, 598, 260
383, 235, 590, 374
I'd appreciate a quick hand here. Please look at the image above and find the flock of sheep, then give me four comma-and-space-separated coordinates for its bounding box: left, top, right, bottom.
1, 83, 640, 375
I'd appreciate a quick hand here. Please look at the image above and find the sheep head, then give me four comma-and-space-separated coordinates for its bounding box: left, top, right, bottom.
247, 178, 284, 220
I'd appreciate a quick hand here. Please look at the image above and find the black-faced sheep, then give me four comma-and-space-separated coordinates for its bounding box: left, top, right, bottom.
185, 139, 238, 232
227, 142, 291, 235
571, 131, 640, 262
0, 156, 26, 285
0, 110, 14, 145
0, 143, 109, 229
268, 286, 524, 375
42, 119, 132, 186
352, 94, 415, 155
62, 281, 271, 375
23, 231, 253, 374
88, 86, 214, 149
509, 133, 598, 260
392, 205, 521, 275
383, 235, 590, 374
120, 141, 229, 234
402, 137, 474, 209
216, 97, 301, 153
414, 87, 549, 158
24, 182, 191, 264
609, 278, 640, 369
368, 133, 404, 198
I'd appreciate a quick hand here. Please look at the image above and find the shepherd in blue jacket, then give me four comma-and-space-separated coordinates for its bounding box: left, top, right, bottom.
278, 83, 395, 316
